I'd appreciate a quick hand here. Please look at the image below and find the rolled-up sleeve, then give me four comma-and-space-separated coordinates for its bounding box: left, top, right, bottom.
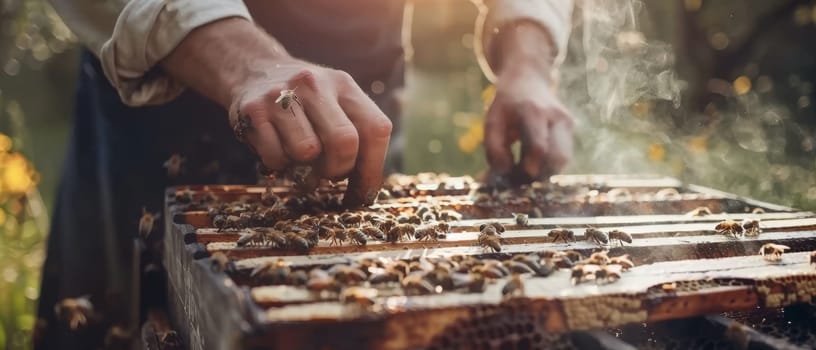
50, 0, 252, 106
473, 0, 574, 82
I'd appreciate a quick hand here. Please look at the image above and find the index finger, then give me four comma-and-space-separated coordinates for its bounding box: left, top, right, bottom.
338, 87, 393, 207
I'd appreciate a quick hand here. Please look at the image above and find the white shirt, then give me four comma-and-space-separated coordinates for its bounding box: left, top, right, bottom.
49, 0, 573, 106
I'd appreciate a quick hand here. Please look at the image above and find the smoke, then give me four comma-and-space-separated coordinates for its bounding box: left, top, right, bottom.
556, 0, 816, 209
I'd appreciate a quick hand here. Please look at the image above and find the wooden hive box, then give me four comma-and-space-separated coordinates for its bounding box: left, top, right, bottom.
161, 174, 816, 350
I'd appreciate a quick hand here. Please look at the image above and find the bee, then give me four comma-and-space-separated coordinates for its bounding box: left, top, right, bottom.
275, 87, 302, 116
585, 251, 610, 265
232, 113, 252, 142
387, 224, 415, 243
415, 224, 442, 242
361, 225, 385, 241
751, 207, 766, 214
330, 265, 368, 285
479, 222, 506, 234
139, 207, 161, 239
379, 218, 397, 236
435, 222, 451, 235
531, 207, 544, 218
585, 227, 609, 245
606, 188, 633, 202
54, 295, 94, 330
715, 220, 744, 238
452, 272, 486, 293
260, 187, 280, 207
594, 265, 622, 284
759, 243, 789, 261
741, 219, 761, 237
501, 274, 525, 299
263, 229, 288, 248
218, 215, 244, 232
547, 228, 574, 243
570, 264, 599, 285
347, 228, 367, 246
163, 153, 185, 178
608, 230, 633, 246
368, 266, 405, 284
340, 212, 363, 227
237, 230, 267, 247
811, 251, 816, 266
563, 250, 584, 263
477, 233, 502, 253
438, 210, 463, 222
285, 232, 311, 253
339, 287, 378, 308
685, 206, 712, 217
327, 227, 349, 246
502, 260, 535, 274
655, 188, 681, 200
512, 213, 529, 226
250, 259, 291, 284
210, 252, 235, 273
609, 254, 635, 271
401, 273, 436, 295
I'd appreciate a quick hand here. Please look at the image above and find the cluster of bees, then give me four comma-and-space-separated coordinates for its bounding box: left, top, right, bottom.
205, 194, 462, 252
546, 227, 633, 246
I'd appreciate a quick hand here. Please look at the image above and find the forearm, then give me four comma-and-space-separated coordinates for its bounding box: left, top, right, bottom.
490, 21, 556, 82
160, 18, 291, 108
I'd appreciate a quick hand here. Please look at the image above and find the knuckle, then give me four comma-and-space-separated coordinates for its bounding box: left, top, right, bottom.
366, 115, 393, 138
328, 126, 360, 152
333, 70, 357, 87
291, 68, 322, 91
290, 138, 322, 161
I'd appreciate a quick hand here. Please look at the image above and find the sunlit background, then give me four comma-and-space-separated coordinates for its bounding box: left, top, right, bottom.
2, 0, 816, 348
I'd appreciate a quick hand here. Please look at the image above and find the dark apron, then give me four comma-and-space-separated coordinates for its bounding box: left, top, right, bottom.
36, 2, 405, 348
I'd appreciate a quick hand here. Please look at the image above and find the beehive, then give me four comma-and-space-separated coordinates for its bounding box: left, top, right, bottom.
161, 174, 816, 350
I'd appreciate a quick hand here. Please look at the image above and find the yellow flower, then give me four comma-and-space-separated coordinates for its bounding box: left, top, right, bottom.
647, 143, 666, 162
457, 122, 484, 154
1, 152, 38, 195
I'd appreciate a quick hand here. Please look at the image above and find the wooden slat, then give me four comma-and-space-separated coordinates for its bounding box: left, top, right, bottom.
226, 229, 816, 269
703, 316, 806, 350
199, 218, 816, 262
250, 252, 816, 338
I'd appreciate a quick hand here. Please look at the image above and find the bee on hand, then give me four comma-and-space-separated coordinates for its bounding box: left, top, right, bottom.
275, 87, 302, 117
